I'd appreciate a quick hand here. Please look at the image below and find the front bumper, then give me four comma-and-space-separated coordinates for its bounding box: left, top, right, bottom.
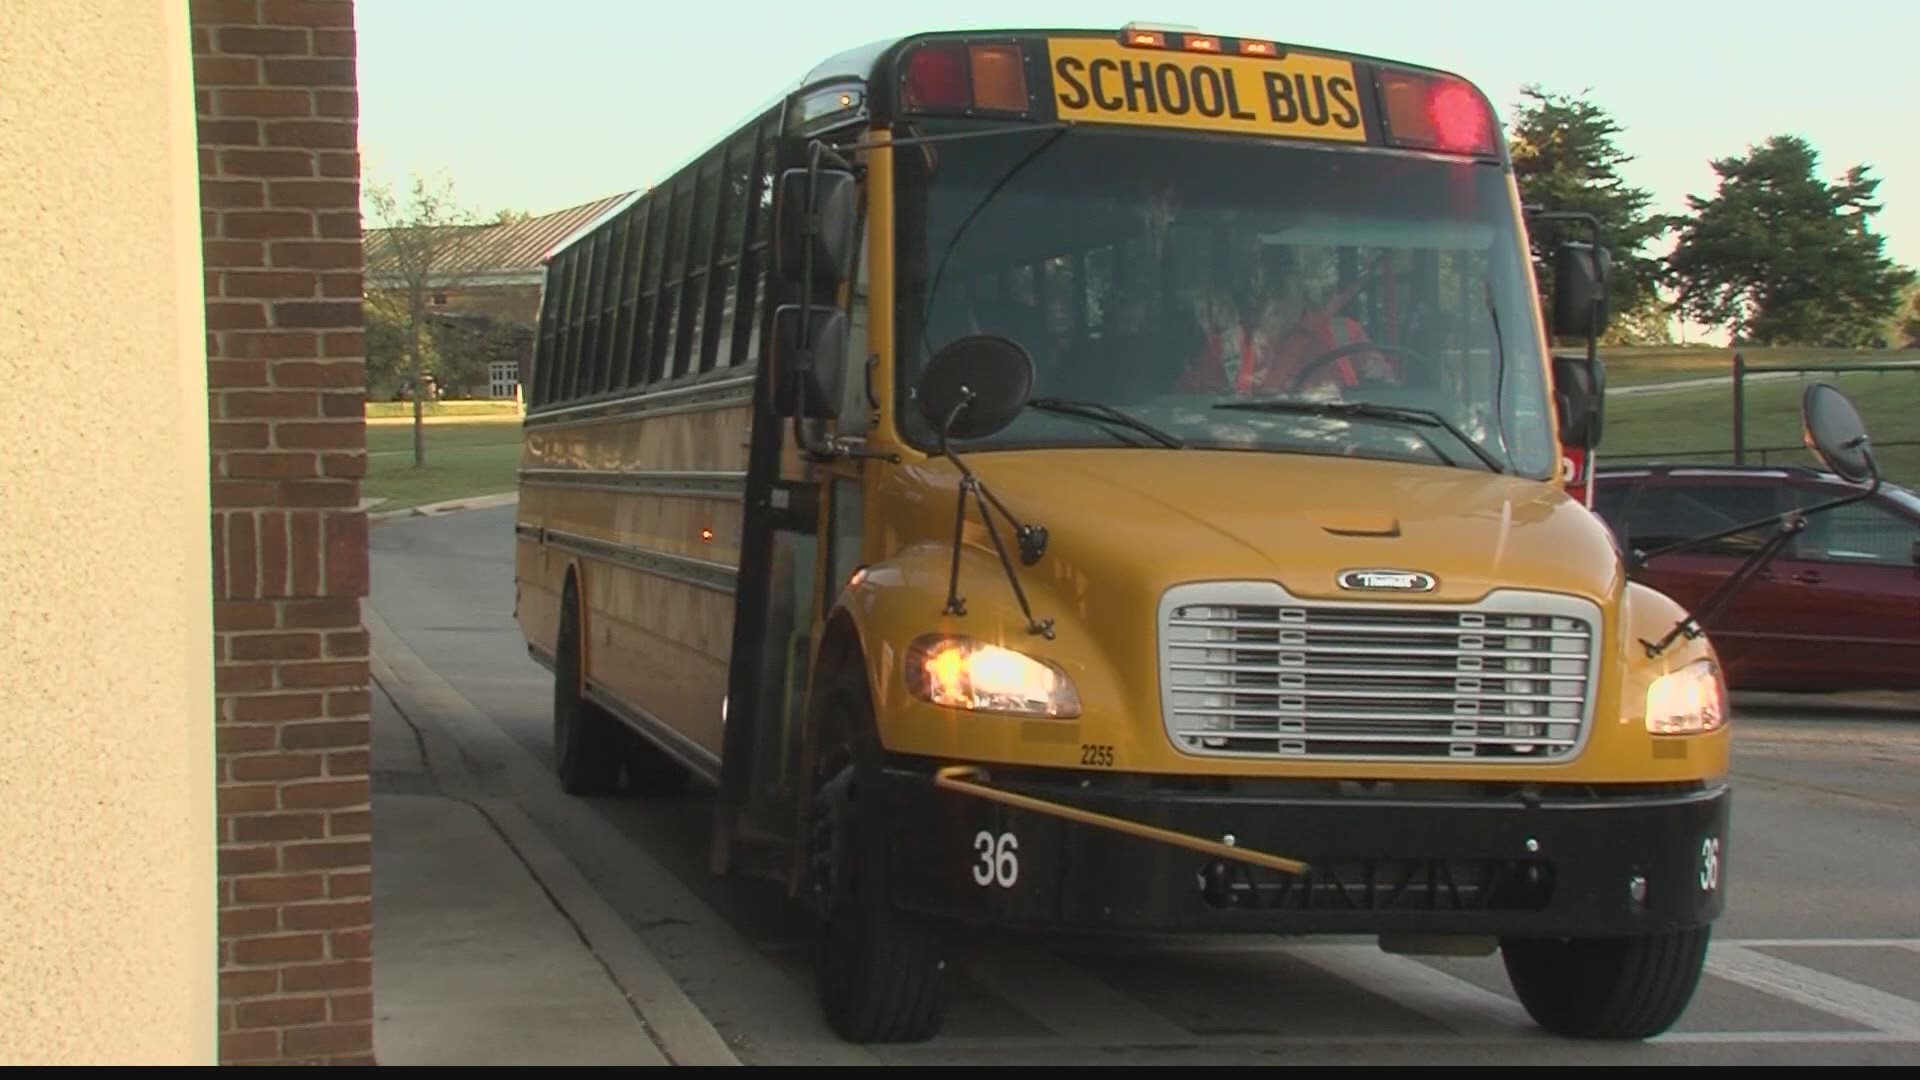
879, 757, 1729, 939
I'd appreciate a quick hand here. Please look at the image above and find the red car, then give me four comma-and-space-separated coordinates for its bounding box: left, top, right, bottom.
1590, 464, 1920, 692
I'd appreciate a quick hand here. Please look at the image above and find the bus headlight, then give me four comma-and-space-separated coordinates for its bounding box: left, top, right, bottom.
1645, 658, 1726, 735
906, 635, 1081, 718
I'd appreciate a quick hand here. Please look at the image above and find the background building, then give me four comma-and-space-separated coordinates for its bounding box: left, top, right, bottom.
363, 193, 628, 400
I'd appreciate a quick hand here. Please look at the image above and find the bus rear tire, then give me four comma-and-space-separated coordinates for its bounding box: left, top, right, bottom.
552, 577, 622, 796
807, 665, 949, 1044
1500, 924, 1711, 1039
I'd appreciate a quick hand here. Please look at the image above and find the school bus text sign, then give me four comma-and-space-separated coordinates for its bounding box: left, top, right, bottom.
1046, 37, 1369, 143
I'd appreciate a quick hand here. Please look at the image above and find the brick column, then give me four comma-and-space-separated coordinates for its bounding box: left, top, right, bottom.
191, 0, 373, 1065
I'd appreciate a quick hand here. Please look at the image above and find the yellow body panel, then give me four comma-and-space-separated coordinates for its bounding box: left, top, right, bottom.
829, 445, 1727, 784
516, 399, 754, 763
805, 125, 1726, 788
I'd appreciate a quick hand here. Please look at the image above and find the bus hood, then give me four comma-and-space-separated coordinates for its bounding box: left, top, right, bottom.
953, 448, 1624, 607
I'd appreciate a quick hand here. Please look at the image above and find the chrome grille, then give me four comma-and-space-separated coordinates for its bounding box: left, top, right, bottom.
1158, 583, 1599, 762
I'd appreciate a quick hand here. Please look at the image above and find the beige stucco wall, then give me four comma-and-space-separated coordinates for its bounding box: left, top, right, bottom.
0, 1, 216, 1066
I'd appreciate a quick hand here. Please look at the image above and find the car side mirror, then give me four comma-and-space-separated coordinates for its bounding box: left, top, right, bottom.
1553, 241, 1612, 340
1551, 352, 1606, 448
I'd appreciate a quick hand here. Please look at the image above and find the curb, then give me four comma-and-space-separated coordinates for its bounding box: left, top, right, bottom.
370, 491, 517, 523
366, 608, 744, 1066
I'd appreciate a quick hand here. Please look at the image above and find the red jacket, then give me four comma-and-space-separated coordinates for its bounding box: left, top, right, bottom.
1177, 311, 1379, 395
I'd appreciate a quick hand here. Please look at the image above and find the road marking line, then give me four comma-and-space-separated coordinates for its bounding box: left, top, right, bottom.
1658, 1030, 1920, 1045
1734, 938, 1920, 949
922, 1028, 1920, 1050
1704, 942, 1920, 1036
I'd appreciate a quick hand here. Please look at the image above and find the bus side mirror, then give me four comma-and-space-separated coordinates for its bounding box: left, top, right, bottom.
1553, 241, 1612, 340
1801, 382, 1876, 485
771, 306, 846, 419
774, 167, 858, 289
918, 335, 1035, 445
1552, 352, 1606, 448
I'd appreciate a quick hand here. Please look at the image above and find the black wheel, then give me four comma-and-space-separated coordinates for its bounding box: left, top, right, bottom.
552, 577, 622, 796
1501, 924, 1712, 1039
806, 664, 950, 1044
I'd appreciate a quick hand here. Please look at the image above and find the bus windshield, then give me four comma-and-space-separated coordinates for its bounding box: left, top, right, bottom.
894, 120, 1556, 478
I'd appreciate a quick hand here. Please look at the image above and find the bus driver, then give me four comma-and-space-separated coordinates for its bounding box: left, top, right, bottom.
1173, 265, 1389, 396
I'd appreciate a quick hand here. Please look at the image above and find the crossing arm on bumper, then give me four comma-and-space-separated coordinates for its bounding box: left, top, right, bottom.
934, 764, 1311, 876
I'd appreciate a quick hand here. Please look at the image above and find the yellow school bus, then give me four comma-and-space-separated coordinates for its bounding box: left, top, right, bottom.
513, 23, 1884, 1044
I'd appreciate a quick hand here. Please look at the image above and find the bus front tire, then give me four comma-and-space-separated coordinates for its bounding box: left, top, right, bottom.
552, 578, 622, 796
807, 666, 949, 1044
1500, 924, 1711, 1039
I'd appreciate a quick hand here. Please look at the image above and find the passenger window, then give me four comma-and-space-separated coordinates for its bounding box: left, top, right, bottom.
1615, 482, 1779, 556
1794, 500, 1920, 566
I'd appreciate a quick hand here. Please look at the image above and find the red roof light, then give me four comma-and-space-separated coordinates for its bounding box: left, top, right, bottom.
1378, 71, 1497, 156
904, 43, 969, 111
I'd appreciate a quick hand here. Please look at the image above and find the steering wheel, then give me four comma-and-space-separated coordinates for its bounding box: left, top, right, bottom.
1285, 341, 1426, 394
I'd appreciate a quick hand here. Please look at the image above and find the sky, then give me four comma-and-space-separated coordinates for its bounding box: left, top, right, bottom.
354, 0, 1918, 324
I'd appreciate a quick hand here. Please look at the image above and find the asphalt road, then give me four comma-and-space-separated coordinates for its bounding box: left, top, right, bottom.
369, 506, 1920, 1065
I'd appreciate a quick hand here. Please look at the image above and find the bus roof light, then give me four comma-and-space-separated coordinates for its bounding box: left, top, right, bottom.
1239, 40, 1278, 56
969, 44, 1028, 111
1378, 70, 1497, 156
1185, 35, 1221, 52
1120, 25, 1167, 47
904, 42, 970, 111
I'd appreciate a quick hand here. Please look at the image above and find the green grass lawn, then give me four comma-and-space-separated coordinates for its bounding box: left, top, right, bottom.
365, 399, 523, 419
1596, 345, 1912, 387
1601, 367, 1920, 487
363, 415, 523, 511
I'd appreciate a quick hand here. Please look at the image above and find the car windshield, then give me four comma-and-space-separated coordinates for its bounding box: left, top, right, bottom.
1884, 485, 1920, 517
892, 120, 1556, 478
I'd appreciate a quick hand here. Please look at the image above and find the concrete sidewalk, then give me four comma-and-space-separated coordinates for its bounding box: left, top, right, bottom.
370, 686, 673, 1065
369, 647, 739, 1065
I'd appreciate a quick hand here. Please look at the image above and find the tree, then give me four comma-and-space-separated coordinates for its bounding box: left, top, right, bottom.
1507, 86, 1666, 338
1888, 282, 1920, 348
363, 291, 441, 399
364, 170, 483, 466
1666, 135, 1914, 346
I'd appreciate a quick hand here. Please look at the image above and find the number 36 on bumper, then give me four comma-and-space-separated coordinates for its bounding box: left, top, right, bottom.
973, 830, 1019, 888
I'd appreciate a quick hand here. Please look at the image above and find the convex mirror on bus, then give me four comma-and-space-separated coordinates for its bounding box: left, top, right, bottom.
774, 167, 858, 289
771, 306, 847, 419
918, 335, 1034, 444
1553, 241, 1612, 339
1551, 352, 1606, 448
1801, 382, 1876, 484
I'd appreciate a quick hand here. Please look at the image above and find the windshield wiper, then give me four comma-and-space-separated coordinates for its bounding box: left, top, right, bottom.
1211, 398, 1507, 473
1027, 397, 1186, 449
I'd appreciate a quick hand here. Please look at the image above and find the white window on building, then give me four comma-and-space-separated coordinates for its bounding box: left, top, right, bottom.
488, 361, 520, 399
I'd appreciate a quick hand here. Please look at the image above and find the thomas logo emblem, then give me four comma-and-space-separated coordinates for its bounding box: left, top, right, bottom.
1338, 569, 1437, 592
